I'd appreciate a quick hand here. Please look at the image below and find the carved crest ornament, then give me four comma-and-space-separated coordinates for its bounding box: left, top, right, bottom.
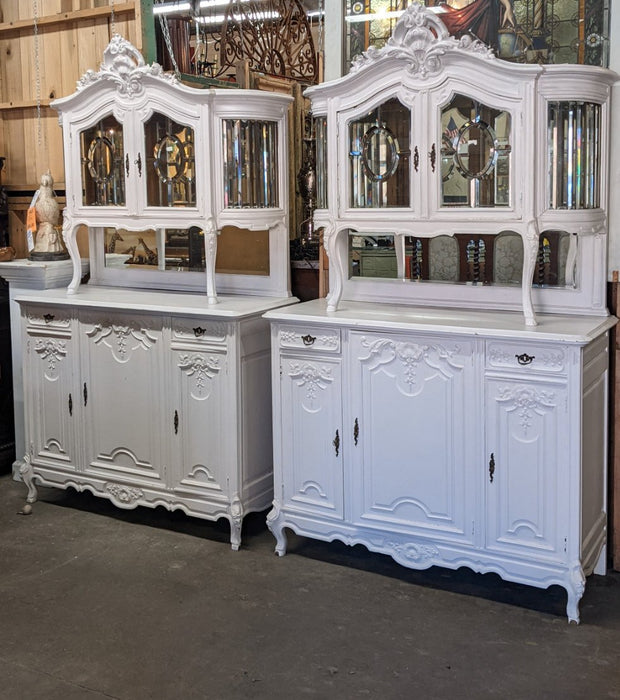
77, 34, 176, 95
350, 3, 495, 78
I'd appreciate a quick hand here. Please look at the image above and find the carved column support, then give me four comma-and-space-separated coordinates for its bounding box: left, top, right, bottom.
204, 217, 218, 305
62, 213, 83, 295
320, 218, 346, 312
521, 220, 539, 327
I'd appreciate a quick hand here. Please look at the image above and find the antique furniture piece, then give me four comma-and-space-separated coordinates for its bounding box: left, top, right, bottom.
55, 35, 291, 303
266, 6, 617, 621
15, 36, 295, 549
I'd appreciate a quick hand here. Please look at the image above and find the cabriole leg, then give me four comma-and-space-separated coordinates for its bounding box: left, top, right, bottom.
19, 455, 37, 514
229, 495, 243, 551
266, 503, 287, 556
566, 564, 586, 624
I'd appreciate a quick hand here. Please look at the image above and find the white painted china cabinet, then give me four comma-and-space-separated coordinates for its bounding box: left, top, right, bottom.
17, 36, 295, 549
266, 6, 617, 621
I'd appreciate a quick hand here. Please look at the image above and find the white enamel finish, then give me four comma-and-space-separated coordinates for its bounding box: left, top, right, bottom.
23, 308, 79, 473
266, 300, 613, 622
52, 35, 293, 299
18, 288, 293, 549
279, 354, 344, 524
306, 5, 616, 321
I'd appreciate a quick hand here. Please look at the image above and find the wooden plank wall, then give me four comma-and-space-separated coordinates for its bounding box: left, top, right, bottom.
0, 1, 139, 247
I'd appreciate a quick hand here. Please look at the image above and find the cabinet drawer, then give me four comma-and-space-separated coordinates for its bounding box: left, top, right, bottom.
171, 318, 228, 345
278, 325, 341, 353
486, 341, 566, 373
23, 306, 71, 330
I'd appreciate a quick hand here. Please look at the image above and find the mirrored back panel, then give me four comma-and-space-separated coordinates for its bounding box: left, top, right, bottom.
348, 230, 575, 288
103, 225, 269, 276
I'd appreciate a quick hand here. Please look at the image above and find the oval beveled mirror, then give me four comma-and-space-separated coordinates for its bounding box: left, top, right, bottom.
361, 125, 400, 182
154, 134, 186, 184
87, 136, 116, 183
454, 119, 498, 179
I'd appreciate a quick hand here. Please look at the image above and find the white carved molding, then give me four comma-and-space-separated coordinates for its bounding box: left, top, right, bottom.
288, 361, 334, 401
34, 338, 67, 375
177, 353, 221, 399
87, 322, 158, 362
359, 336, 462, 392
350, 4, 494, 77
105, 482, 144, 505
496, 385, 556, 434
77, 34, 176, 95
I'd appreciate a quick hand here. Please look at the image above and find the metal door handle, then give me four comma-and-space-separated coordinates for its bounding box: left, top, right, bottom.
333, 429, 340, 457
429, 143, 436, 172
489, 453, 495, 483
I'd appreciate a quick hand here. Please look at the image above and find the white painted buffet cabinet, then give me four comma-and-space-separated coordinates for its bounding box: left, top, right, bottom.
265, 6, 618, 622
16, 36, 295, 550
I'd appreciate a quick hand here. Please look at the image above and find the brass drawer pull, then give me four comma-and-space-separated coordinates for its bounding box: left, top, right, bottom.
515, 353, 535, 366
43, 313, 54, 323
301, 334, 316, 346
193, 326, 206, 338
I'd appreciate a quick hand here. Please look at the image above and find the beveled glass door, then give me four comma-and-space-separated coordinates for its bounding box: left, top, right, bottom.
439, 94, 512, 209
79, 114, 126, 207
144, 112, 197, 208
348, 97, 411, 209
222, 118, 279, 209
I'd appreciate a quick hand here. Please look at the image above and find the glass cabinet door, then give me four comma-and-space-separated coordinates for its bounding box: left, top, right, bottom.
348, 98, 411, 208
80, 115, 126, 206
440, 95, 511, 209
144, 113, 197, 208
223, 119, 279, 208
547, 102, 600, 210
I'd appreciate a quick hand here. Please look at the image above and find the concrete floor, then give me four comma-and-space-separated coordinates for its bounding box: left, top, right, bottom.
1, 473, 619, 700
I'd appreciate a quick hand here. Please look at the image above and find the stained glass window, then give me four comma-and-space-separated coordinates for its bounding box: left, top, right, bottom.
343, 0, 610, 69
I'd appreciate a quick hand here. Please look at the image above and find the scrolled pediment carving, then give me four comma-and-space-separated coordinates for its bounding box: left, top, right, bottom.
350, 5, 494, 78
77, 34, 176, 95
